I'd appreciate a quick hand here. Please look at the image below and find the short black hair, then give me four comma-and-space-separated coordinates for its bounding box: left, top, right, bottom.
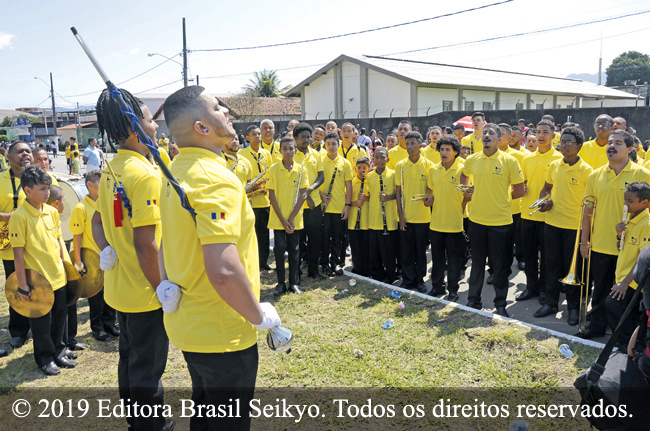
8, 141, 30, 154
437, 135, 461, 158
460, 145, 471, 152
21, 165, 51, 189
292, 122, 313, 138
324, 131, 340, 143
246, 125, 260, 136
86, 169, 103, 184
484, 123, 502, 138
356, 157, 371, 167
510, 125, 523, 133
398, 120, 412, 128
32, 147, 47, 158
541, 114, 555, 123
313, 124, 326, 132
629, 150, 638, 162
96, 87, 145, 144
164, 85, 208, 134
88, 137, 96, 145
279, 136, 296, 149
536, 119, 556, 132
373, 147, 388, 157
626, 181, 650, 202
47, 185, 64, 203
561, 126, 585, 146
405, 131, 423, 143
610, 129, 635, 147
453, 124, 465, 131
471, 112, 485, 120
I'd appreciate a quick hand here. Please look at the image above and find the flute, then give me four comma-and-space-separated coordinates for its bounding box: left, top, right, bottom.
322, 167, 338, 213
379, 172, 388, 236
354, 172, 365, 230
293, 162, 304, 208
619, 204, 628, 251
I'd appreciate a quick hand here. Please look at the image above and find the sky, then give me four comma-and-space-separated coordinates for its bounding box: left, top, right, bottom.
1, 0, 649, 110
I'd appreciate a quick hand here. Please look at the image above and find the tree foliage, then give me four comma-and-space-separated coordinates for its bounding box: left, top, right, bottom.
243, 69, 290, 97
606, 51, 650, 86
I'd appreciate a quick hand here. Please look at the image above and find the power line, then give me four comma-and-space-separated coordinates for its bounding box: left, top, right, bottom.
200, 63, 326, 80
192, 0, 514, 53
133, 79, 183, 95
382, 9, 650, 56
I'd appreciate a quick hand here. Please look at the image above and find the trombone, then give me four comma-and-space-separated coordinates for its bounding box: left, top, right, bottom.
456, 185, 473, 192
560, 195, 597, 334
529, 193, 551, 216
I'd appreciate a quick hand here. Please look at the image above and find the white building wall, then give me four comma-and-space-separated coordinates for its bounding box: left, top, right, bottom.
581, 98, 639, 108
556, 95, 577, 108
530, 93, 553, 109
367, 71, 410, 117
462, 90, 496, 111
417, 88, 458, 116
499, 92, 527, 109
304, 70, 335, 120
341, 62, 361, 119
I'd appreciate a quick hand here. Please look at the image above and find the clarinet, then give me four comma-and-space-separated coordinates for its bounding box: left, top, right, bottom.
379, 172, 389, 235
322, 166, 338, 213
354, 172, 365, 230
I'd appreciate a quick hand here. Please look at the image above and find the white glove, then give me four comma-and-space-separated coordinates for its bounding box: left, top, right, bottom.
74, 261, 87, 275
99, 246, 118, 271
249, 302, 281, 330
156, 280, 182, 313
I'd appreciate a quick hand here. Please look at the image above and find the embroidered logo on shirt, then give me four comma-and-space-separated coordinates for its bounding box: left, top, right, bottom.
450, 176, 458, 184
571, 178, 578, 185
631, 236, 638, 245
494, 167, 502, 175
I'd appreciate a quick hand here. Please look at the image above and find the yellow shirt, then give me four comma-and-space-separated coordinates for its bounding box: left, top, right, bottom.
64, 145, 71, 159
552, 132, 561, 147
157, 149, 171, 169
461, 132, 484, 154
261, 140, 282, 166
506, 148, 525, 215
463, 150, 524, 226
521, 148, 562, 222
0, 169, 27, 261
159, 147, 259, 353
387, 145, 408, 170
428, 157, 464, 233
423, 145, 441, 165
47, 172, 59, 186
584, 161, 650, 255
294, 147, 324, 209
637, 147, 646, 159
396, 156, 433, 224
267, 161, 309, 230
223, 154, 253, 187
238, 146, 273, 208
320, 154, 353, 214
545, 158, 593, 230
579, 139, 608, 170
9, 202, 66, 290
96, 149, 162, 313
615, 209, 650, 289
364, 168, 398, 231
158, 137, 169, 150
69, 195, 100, 253
641, 157, 650, 171
338, 143, 366, 167
520, 147, 532, 156
348, 176, 369, 230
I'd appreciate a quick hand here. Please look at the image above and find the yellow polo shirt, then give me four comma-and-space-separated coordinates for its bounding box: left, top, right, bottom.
348, 175, 369, 230
506, 148, 525, 215
387, 145, 408, 170
423, 145, 441, 165
261, 140, 282, 166
463, 150, 524, 226
238, 146, 273, 208
320, 154, 353, 214
9, 202, 66, 290
365, 168, 398, 231
160, 147, 259, 353
47, 172, 59, 186
157, 149, 171, 169
545, 158, 592, 230
158, 137, 169, 151
96, 149, 162, 313
641, 157, 650, 171
521, 148, 562, 222
552, 131, 561, 147
339, 143, 366, 167
584, 161, 650, 255
579, 140, 608, 170
615, 209, 650, 289
294, 147, 324, 209
428, 157, 464, 233
223, 154, 253, 187
461, 132, 484, 155
520, 147, 532, 156
267, 161, 309, 230
69, 195, 100, 253
0, 169, 26, 261
396, 156, 433, 224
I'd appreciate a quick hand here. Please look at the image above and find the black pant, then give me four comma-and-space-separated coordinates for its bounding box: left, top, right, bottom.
339, 220, 349, 266
467, 221, 511, 308
66, 303, 77, 345
253, 207, 270, 267
3, 259, 30, 339
462, 218, 471, 267
605, 286, 639, 347
182, 344, 258, 431
117, 308, 170, 431
88, 288, 116, 332
300, 206, 322, 276
429, 230, 464, 294
522, 219, 547, 293
369, 229, 399, 282
30, 286, 67, 367
399, 223, 429, 288
321, 212, 343, 269
273, 229, 301, 286
544, 224, 581, 309
513, 213, 524, 262
348, 229, 369, 276
587, 251, 617, 334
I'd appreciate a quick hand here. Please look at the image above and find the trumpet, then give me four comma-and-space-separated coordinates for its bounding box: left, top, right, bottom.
528, 193, 551, 216
455, 185, 473, 192
560, 195, 597, 334
411, 194, 430, 201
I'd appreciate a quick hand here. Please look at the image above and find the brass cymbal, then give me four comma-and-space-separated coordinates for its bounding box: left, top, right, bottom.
5, 270, 54, 318
63, 260, 83, 306
69, 248, 103, 299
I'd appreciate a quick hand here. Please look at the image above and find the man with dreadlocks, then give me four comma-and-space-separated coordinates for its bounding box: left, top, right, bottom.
91, 88, 173, 431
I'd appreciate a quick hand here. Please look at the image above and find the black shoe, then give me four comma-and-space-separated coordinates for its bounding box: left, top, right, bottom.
516, 289, 538, 301
334, 265, 344, 276
104, 325, 120, 337
288, 285, 303, 294
430, 288, 446, 297
576, 328, 605, 340
64, 349, 78, 360
55, 357, 77, 368
273, 283, 287, 296
10, 336, 26, 348
41, 361, 61, 376
416, 283, 431, 294
460, 269, 466, 279
445, 293, 460, 302
538, 292, 547, 305
322, 266, 336, 277
300, 261, 308, 270
486, 275, 494, 285
308, 272, 326, 280
567, 309, 579, 326
467, 301, 482, 310
260, 264, 275, 271
533, 305, 558, 318
0, 349, 7, 358
92, 331, 111, 341
517, 261, 525, 270
399, 281, 412, 289
69, 342, 89, 351
495, 306, 509, 318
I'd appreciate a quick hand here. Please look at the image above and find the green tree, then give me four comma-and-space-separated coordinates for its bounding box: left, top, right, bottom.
243, 69, 290, 97
606, 51, 650, 86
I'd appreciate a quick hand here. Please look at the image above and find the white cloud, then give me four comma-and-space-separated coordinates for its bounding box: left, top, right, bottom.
0, 32, 16, 50
129, 48, 140, 55
111, 51, 124, 58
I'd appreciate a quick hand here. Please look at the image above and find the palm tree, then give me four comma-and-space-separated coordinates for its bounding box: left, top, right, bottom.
244, 69, 290, 97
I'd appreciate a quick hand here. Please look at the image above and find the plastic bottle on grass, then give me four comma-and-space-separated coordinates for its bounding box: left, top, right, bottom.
559, 344, 573, 358
387, 290, 401, 299
382, 318, 394, 329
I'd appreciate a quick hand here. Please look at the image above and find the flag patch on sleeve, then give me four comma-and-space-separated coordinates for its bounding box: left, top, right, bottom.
147, 200, 157, 206
211, 212, 226, 220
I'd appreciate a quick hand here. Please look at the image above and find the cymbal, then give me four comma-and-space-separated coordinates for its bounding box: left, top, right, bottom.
69, 248, 103, 299
63, 260, 83, 306
5, 270, 54, 318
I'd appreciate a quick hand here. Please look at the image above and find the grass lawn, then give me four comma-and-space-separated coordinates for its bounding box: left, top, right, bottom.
0, 265, 602, 430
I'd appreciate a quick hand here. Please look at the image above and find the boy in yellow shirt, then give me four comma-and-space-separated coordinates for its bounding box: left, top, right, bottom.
423, 126, 442, 164
9, 166, 75, 375
71, 151, 81, 175
268, 137, 308, 295
387, 120, 412, 170
348, 157, 371, 276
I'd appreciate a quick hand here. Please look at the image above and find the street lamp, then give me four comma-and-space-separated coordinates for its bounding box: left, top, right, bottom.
148, 52, 191, 86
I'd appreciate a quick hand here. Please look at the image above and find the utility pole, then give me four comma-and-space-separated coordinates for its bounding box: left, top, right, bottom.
50, 72, 58, 140
196, 75, 199, 86
597, 31, 603, 85
182, 18, 188, 87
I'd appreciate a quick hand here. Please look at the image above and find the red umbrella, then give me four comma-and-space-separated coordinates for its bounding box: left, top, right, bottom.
454, 116, 474, 131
